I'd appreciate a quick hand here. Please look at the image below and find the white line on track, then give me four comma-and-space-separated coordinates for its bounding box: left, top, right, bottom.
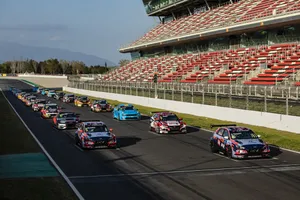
68, 163, 300, 179
0, 88, 85, 200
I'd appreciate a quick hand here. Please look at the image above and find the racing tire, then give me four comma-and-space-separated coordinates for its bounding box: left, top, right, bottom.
210, 141, 218, 153
155, 127, 161, 134
149, 125, 152, 131
226, 146, 233, 159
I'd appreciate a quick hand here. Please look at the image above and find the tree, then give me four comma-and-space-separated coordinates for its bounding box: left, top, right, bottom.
59, 59, 69, 74
119, 59, 130, 67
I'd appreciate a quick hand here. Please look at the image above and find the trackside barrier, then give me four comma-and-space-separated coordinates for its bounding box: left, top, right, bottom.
18, 74, 68, 79
63, 86, 300, 134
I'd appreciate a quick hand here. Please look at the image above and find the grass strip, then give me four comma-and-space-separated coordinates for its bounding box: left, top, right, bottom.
63, 90, 300, 152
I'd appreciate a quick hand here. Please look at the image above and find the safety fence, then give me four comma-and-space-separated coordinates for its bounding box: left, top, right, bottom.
67, 80, 300, 116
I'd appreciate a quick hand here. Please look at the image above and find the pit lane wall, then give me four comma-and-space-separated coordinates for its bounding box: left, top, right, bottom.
63, 86, 300, 134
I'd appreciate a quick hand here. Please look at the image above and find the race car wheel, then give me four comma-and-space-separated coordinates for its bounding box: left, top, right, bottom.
210, 141, 218, 153
75, 135, 80, 145
155, 127, 161, 134
226, 146, 233, 159
149, 125, 152, 131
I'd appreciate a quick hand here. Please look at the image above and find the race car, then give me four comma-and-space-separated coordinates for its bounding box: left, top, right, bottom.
32, 86, 39, 92
209, 124, 271, 159
32, 99, 47, 111
54, 92, 65, 100
113, 104, 141, 120
74, 96, 90, 107
41, 89, 49, 95
52, 112, 80, 130
149, 111, 187, 134
47, 90, 56, 98
9, 86, 16, 92
62, 94, 75, 103
40, 103, 60, 119
90, 99, 113, 112
75, 120, 117, 149
37, 87, 44, 94
21, 93, 32, 102
24, 95, 37, 106
17, 92, 26, 100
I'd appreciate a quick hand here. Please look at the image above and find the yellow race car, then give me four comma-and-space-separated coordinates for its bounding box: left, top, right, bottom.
74, 96, 90, 107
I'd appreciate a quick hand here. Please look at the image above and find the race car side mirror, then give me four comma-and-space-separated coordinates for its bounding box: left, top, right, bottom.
179, 118, 183, 120
224, 136, 229, 140
257, 135, 261, 138
109, 128, 113, 132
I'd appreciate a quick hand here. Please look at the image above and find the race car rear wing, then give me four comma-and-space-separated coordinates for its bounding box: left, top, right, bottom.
210, 124, 237, 128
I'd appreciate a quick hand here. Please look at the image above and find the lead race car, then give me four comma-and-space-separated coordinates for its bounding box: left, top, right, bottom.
149, 111, 187, 134
75, 120, 117, 149
52, 111, 80, 130
209, 124, 271, 159
90, 99, 113, 112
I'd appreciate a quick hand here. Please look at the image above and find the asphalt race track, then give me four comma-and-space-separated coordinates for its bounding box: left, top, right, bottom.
1, 79, 300, 200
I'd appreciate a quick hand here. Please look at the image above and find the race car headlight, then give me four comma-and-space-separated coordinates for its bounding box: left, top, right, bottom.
160, 125, 168, 129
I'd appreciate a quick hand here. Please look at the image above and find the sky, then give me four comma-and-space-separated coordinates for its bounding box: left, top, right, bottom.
0, 0, 159, 64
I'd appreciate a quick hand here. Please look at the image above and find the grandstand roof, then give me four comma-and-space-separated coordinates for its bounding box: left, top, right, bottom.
143, 0, 228, 16
120, 12, 300, 53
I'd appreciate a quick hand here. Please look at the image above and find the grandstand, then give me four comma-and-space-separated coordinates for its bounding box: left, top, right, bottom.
102, 0, 300, 86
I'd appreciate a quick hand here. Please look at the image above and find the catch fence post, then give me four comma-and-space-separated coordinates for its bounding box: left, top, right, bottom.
246, 86, 249, 110
215, 90, 218, 106
229, 85, 232, 108
202, 84, 205, 104
264, 86, 267, 112
286, 89, 289, 115
181, 84, 183, 102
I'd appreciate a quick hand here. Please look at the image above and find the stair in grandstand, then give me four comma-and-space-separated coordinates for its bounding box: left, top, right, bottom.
244, 43, 300, 85
102, 42, 300, 86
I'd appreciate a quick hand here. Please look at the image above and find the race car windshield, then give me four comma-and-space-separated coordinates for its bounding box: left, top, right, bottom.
49, 90, 55, 92
47, 106, 58, 110
67, 95, 74, 97
100, 100, 107, 104
38, 101, 46, 104
59, 113, 76, 118
124, 106, 134, 110
162, 115, 178, 121
86, 126, 108, 132
81, 97, 88, 100
230, 130, 257, 140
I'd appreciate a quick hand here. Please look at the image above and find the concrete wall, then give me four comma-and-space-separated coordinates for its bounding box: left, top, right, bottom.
18, 74, 67, 79
64, 86, 300, 134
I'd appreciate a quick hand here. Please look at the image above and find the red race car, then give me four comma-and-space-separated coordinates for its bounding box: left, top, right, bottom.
149, 111, 187, 134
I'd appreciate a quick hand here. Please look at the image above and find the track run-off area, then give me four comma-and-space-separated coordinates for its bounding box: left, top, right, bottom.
1, 79, 300, 200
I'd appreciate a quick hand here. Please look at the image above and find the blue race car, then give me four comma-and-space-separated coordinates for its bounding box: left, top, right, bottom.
32, 86, 39, 92
113, 104, 141, 121
47, 90, 56, 97
209, 124, 271, 159
41, 89, 49, 95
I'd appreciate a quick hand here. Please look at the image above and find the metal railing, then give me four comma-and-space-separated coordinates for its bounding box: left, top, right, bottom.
68, 80, 300, 116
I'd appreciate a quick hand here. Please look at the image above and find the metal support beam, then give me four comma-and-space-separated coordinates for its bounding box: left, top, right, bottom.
187, 7, 192, 15
171, 12, 176, 20
204, 0, 210, 10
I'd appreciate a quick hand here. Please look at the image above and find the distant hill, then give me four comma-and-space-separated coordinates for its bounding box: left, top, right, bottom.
0, 42, 115, 66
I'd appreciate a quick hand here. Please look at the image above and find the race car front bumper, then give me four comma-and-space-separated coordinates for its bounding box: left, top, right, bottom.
83, 140, 117, 149
120, 115, 141, 120
159, 126, 187, 134
43, 113, 58, 118
232, 148, 271, 159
